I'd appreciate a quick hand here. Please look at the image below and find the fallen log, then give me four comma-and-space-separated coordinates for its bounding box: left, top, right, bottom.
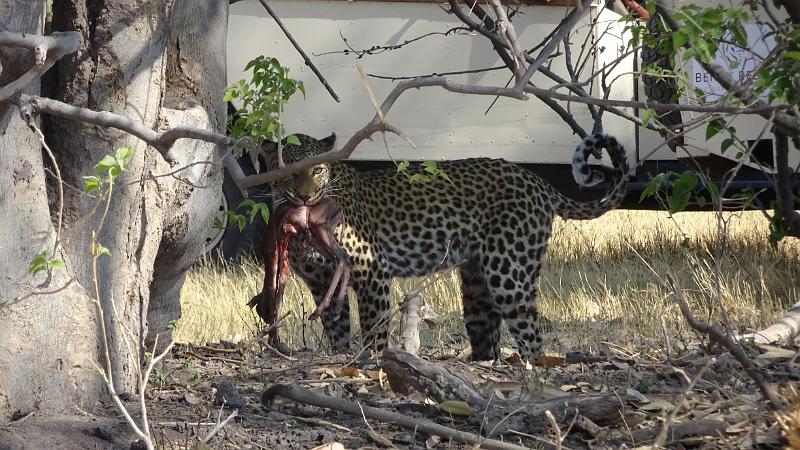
261, 384, 530, 450
632, 419, 727, 444
379, 348, 629, 435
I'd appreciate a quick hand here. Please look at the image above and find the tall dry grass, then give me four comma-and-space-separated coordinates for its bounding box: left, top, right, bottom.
177, 210, 800, 354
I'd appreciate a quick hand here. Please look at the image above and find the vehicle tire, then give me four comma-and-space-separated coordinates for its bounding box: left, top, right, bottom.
204, 156, 270, 260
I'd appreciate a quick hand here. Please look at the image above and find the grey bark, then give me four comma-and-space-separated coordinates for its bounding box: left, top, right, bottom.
0, 0, 101, 423
147, 0, 227, 347
0, 0, 226, 424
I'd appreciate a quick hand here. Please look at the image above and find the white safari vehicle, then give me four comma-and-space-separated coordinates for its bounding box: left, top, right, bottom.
211, 0, 795, 256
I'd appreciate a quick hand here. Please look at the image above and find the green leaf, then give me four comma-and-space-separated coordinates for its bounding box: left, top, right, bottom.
439, 400, 473, 417
396, 160, 410, 173
421, 160, 438, 174
409, 173, 430, 183
27, 250, 49, 276
667, 171, 698, 214
212, 216, 225, 230
93, 243, 112, 257
96, 155, 117, 173
720, 138, 734, 154
83, 175, 103, 194
642, 108, 654, 127
236, 216, 247, 232
639, 179, 659, 202
115, 147, 133, 163
672, 30, 688, 49
706, 182, 720, 202
645, 0, 656, 16
785, 51, 800, 61
50, 259, 65, 270
730, 24, 748, 48
285, 134, 301, 146
706, 117, 725, 140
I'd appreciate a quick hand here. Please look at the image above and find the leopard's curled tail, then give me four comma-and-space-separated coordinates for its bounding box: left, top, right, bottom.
555, 133, 630, 220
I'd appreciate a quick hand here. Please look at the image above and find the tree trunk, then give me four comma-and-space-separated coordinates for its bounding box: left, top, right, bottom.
0, 0, 226, 424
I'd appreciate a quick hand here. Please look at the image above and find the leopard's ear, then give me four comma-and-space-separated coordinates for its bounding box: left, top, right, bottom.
321, 133, 336, 151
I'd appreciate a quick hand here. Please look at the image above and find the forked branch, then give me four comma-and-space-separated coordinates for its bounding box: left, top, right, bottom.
238, 76, 527, 189
667, 275, 785, 411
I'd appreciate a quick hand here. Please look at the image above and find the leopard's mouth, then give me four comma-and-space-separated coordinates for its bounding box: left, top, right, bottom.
284, 191, 323, 206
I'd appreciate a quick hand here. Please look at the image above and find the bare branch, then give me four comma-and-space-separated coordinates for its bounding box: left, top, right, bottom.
16, 94, 253, 159
667, 274, 785, 411
488, 0, 526, 79
0, 30, 82, 102
750, 301, 800, 344
448, 0, 509, 51
256, 0, 340, 103
0, 24, 81, 65
520, 85, 793, 115
514, 0, 594, 91
202, 409, 238, 444
318, 28, 471, 59
239, 76, 527, 188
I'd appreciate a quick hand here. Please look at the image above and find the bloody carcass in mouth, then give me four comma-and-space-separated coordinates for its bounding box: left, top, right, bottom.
248, 197, 350, 346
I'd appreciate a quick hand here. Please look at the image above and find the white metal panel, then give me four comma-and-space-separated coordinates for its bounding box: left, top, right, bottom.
594, 7, 636, 165
228, 1, 633, 164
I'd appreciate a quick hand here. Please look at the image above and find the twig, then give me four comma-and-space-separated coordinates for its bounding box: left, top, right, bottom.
289, 415, 353, 433
319, 28, 470, 59
652, 357, 715, 447
545, 410, 563, 450
257, 0, 340, 103
202, 409, 238, 444
488, 0, 526, 80
660, 316, 673, 363
262, 384, 531, 450
3, 411, 34, 426
264, 342, 297, 362
514, 0, 594, 91
184, 351, 244, 365
505, 429, 569, 449
667, 275, 785, 411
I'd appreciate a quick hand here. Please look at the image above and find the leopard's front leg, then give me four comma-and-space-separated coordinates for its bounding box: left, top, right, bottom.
351, 265, 393, 353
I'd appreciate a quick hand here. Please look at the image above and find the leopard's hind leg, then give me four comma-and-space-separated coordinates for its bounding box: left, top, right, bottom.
460, 257, 502, 361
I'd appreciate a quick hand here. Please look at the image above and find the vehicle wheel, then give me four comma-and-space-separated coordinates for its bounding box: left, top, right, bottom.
204, 157, 270, 260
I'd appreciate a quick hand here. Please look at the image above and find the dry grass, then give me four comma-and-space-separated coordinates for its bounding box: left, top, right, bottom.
177, 210, 800, 354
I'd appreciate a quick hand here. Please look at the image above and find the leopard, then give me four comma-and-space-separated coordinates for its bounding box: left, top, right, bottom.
263, 132, 629, 362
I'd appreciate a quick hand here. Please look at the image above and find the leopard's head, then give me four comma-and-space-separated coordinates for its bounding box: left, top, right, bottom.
264, 133, 336, 206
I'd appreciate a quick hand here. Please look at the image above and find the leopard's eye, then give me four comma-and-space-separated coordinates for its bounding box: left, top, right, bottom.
313, 167, 324, 176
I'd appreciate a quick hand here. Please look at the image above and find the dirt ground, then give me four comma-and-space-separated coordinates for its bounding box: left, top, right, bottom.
4, 334, 796, 450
